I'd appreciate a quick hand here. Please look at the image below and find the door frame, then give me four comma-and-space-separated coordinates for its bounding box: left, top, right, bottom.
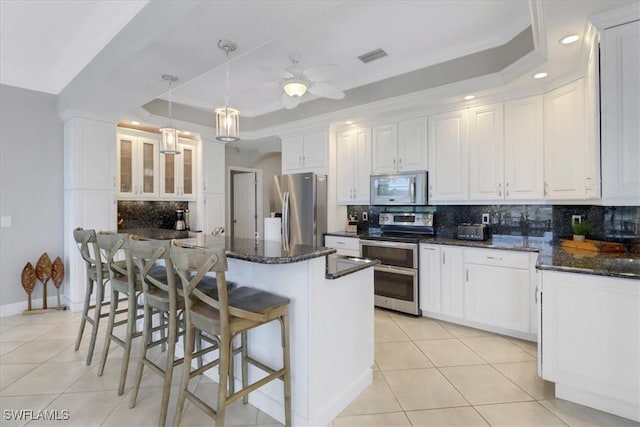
226, 166, 263, 240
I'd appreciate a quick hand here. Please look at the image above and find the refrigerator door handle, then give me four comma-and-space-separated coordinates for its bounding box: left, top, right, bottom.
283, 191, 290, 244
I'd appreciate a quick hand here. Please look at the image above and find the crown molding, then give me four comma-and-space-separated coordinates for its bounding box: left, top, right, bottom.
590, 4, 640, 30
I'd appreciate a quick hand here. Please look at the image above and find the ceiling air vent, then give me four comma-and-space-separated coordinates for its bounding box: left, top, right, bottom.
358, 48, 387, 63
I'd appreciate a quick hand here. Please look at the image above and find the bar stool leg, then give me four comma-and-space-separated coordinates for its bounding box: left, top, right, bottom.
98, 287, 119, 376
241, 331, 248, 404
281, 312, 292, 427
173, 325, 195, 427
217, 336, 232, 427
117, 290, 138, 396
74, 277, 93, 351
85, 279, 105, 365
158, 308, 178, 427
129, 301, 152, 409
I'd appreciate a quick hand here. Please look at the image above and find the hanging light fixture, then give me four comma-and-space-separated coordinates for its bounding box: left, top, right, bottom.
215, 39, 240, 142
159, 74, 180, 154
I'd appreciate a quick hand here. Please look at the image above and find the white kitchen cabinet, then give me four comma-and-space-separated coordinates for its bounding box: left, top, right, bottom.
336, 127, 371, 204
160, 139, 197, 201
468, 103, 504, 200
427, 109, 469, 203
504, 96, 544, 200
202, 140, 225, 194
543, 79, 594, 200
463, 248, 531, 333
440, 246, 464, 318
540, 270, 639, 421
419, 244, 441, 314
202, 192, 225, 234
372, 118, 427, 175
117, 133, 160, 199
324, 235, 360, 257
281, 131, 328, 173
600, 20, 640, 204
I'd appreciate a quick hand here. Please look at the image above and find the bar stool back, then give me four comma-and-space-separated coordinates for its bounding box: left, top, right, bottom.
73, 227, 111, 365
170, 241, 292, 427
95, 231, 144, 395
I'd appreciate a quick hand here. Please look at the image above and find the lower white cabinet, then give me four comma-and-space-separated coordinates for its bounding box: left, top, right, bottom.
324, 235, 360, 257
419, 244, 537, 339
440, 246, 465, 318
540, 270, 639, 422
464, 249, 531, 333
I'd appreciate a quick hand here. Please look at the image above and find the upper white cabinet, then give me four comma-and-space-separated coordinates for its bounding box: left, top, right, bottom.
160, 139, 197, 201
202, 140, 225, 194
504, 96, 544, 200
600, 20, 640, 204
543, 79, 595, 200
336, 127, 371, 204
428, 109, 469, 202
468, 103, 504, 200
117, 133, 160, 199
281, 131, 328, 173
372, 118, 427, 174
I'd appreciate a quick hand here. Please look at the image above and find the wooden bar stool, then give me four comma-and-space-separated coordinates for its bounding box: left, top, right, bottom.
95, 232, 145, 396
170, 241, 292, 427
73, 227, 113, 365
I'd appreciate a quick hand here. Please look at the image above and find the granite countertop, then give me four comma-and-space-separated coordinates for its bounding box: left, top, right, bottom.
177, 234, 336, 264
324, 231, 364, 238
120, 228, 192, 240
325, 254, 380, 279
420, 236, 542, 252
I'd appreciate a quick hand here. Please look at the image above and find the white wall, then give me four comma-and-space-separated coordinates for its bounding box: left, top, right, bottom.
252, 152, 282, 217
0, 85, 64, 312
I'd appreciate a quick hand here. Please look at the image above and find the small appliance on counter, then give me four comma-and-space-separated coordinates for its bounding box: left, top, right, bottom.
457, 223, 488, 241
346, 214, 358, 234
175, 209, 186, 231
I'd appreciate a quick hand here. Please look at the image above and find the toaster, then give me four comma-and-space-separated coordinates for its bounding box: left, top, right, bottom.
457, 224, 488, 241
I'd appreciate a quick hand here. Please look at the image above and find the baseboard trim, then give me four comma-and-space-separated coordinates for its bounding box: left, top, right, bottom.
0, 296, 62, 317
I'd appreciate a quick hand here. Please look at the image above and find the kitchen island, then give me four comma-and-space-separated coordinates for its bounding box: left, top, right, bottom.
159, 233, 376, 427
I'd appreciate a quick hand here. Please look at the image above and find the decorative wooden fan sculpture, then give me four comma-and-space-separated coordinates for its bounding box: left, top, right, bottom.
51, 257, 65, 310
21, 263, 36, 311
35, 253, 52, 310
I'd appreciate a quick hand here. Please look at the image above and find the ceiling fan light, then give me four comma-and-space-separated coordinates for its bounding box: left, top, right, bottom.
215, 107, 240, 142
283, 79, 308, 97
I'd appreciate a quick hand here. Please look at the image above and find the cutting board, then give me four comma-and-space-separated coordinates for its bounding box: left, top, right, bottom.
560, 239, 626, 253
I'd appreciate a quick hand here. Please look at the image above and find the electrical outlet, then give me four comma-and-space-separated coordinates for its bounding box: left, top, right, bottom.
572, 215, 582, 225
362, 211, 368, 221
481, 213, 490, 225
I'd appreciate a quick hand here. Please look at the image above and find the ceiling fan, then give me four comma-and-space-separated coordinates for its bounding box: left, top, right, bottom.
261, 55, 345, 109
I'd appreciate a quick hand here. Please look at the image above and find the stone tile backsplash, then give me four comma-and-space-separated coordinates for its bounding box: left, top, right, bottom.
348, 204, 640, 246
118, 200, 188, 230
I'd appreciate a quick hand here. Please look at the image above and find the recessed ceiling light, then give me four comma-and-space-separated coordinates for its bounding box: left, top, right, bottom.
463, 95, 475, 100
130, 121, 140, 125
533, 72, 548, 79
181, 131, 191, 135
345, 120, 354, 125
560, 34, 580, 45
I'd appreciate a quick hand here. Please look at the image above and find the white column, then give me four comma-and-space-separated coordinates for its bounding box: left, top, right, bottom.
63, 117, 117, 310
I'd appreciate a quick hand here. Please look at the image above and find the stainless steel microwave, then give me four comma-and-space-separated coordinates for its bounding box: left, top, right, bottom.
370, 171, 428, 205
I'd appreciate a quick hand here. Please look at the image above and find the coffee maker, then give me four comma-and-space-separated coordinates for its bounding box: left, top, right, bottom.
175, 209, 186, 231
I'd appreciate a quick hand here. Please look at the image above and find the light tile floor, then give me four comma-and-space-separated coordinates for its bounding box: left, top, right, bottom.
0, 308, 637, 427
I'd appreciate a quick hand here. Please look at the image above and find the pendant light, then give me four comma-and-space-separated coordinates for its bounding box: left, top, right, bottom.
215, 39, 240, 142
159, 74, 180, 154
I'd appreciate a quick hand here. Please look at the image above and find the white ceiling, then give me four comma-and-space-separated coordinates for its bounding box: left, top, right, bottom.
1, 0, 638, 129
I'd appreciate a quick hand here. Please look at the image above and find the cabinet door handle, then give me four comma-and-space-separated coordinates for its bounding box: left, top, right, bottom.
535, 284, 539, 304
498, 182, 502, 197
398, 158, 402, 169
466, 268, 469, 282
442, 252, 446, 264
505, 182, 510, 197
544, 182, 548, 196
353, 188, 357, 199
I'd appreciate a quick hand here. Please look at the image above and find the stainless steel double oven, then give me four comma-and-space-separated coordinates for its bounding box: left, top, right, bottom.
360, 212, 434, 316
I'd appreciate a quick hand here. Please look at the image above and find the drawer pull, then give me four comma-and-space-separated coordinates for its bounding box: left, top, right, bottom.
487, 256, 503, 261
336, 242, 345, 245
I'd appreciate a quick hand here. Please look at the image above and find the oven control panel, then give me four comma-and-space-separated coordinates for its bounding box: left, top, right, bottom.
379, 213, 433, 227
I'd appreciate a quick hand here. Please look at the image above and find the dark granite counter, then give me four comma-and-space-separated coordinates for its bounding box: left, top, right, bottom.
177, 234, 336, 264
325, 254, 380, 279
419, 236, 542, 252
120, 228, 191, 240
324, 231, 365, 238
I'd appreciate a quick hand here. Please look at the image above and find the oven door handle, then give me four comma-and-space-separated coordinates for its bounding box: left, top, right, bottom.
360, 240, 417, 250
374, 264, 417, 276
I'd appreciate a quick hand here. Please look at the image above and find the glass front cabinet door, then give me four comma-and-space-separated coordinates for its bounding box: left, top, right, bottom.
160, 139, 197, 201
117, 134, 159, 199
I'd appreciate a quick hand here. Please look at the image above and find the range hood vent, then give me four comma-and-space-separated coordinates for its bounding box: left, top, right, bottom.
358, 48, 387, 63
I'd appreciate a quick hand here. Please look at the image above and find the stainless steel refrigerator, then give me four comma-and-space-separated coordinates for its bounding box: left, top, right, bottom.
270, 172, 327, 246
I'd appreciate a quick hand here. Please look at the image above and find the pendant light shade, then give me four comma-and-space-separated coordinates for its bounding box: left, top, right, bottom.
216, 40, 240, 142
160, 74, 180, 154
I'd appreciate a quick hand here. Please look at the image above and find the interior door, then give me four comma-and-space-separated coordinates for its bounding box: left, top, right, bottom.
233, 172, 256, 239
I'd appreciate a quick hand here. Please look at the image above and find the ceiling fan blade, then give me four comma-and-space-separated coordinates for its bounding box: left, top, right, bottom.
308, 81, 345, 100
303, 64, 339, 82
282, 93, 301, 109
258, 65, 294, 80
